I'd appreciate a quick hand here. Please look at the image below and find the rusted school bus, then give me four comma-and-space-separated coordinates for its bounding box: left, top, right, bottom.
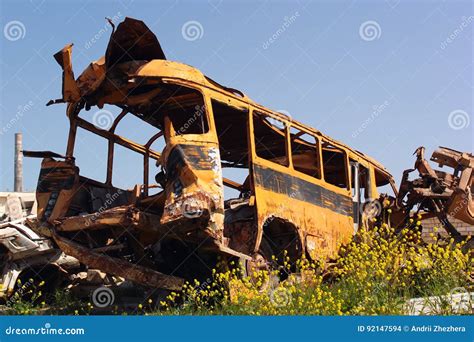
28, 18, 397, 289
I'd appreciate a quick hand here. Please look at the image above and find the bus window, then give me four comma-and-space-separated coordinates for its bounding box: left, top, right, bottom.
165, 87, 209, 135
115, 112, 161, 145
375, 168, 397, 197
212, 99, 250, 199
112, 144, 143, 189
322, 142, 348, 189
351, 161, 370, 201
290, 126, 321, 179
74, 127, 108, 183
253, 111, 288, 167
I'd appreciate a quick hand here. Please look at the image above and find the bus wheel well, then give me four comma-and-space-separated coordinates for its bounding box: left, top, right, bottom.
262, 217, 303, 266
17, 264, 65, 290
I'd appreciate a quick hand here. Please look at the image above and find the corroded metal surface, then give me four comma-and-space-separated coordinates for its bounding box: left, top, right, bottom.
395, 146, 474, 239
25, 17, 473, 293
52, 232, 184, 290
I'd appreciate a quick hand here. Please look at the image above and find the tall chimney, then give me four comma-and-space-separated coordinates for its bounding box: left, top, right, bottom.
14, 132, 23, 192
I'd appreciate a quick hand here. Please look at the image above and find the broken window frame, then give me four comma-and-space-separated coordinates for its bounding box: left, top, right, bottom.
65, 81, 214, 197
66, 107, 162, 197
374, 168, 398, 198
251, 110, 290, 168
210, 98, 251, 198
321, 140, 350, 191
159, 81, 217, 143
164, 88, 210, 137
350, 159, 371, 200
289, 125, 322, 180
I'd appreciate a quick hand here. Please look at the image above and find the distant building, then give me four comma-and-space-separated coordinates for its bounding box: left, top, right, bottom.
422, 216, 473, 243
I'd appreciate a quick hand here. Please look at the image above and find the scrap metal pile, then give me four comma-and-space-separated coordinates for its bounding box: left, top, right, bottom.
394, 146, 473, 242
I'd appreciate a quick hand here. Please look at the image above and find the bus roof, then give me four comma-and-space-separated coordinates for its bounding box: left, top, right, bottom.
56, 17, 392, 181
133, 58, 392, 177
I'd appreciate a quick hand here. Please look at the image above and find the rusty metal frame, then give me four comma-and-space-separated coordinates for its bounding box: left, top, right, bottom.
395, 146, 473, 239
66, 105, 164, 195
31, 17, 406, 291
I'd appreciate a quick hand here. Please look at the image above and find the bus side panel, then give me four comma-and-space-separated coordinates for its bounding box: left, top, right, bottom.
252, 162, 354, 260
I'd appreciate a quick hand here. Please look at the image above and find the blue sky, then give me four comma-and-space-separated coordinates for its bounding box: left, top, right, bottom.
0, 0, 472, 192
